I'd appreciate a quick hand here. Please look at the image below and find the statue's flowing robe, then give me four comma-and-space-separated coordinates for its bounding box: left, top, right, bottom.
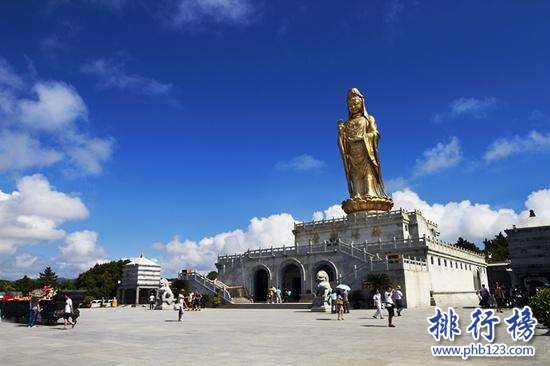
338, 115, 389, 199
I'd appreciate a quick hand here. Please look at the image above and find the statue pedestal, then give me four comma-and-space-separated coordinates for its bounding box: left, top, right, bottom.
310, 296, 331, 312
342, 196, 393, 214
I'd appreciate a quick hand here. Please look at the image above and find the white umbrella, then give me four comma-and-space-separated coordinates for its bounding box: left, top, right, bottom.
336, 284, 351, 292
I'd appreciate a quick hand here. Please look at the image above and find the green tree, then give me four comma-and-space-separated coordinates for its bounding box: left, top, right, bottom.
0, 279, 15, 292
38, 266, 59, 287
74, 260, 130, 299
454, 237, 483, 254
169, 278, 189, 296
483, 232, 510, 262
207, 271, 218, 281
13, 275, 38, 294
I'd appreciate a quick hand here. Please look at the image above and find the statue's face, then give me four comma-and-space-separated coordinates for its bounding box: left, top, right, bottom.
348, 96, 363, 115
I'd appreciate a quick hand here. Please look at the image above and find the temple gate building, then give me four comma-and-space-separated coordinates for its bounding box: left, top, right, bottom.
118, 254, 161, 305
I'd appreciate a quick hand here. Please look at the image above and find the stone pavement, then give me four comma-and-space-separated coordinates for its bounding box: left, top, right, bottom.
1, 306, 548, 365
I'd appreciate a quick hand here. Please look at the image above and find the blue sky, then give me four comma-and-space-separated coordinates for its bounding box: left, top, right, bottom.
1, 0, 549, 278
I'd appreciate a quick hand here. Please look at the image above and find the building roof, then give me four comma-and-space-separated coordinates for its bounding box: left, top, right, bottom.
514, 211, 549, 230
126, 253, 160, 267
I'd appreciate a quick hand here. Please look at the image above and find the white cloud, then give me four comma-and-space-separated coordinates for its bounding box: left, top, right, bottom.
392, 188, 550, 243
58, 230, 108, 272
155, 213, 295, 275
434, 97, 498, 123
0, 131, 64, 172
413, 137, 462, 176
385, 176, 409, 192
17, 82, 88, 132
484, 130, 550, 162
14, 253, 38, 269
0, 58, 113, 176
82, 58, 173, 96
275, 154, 325, 172
312, 204, 346, 221
0, 174, 88, 254
170, 0, 254, 28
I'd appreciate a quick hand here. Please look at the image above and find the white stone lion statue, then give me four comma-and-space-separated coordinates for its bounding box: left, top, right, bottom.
311, 270, 332, 312
156, 278, 175, 309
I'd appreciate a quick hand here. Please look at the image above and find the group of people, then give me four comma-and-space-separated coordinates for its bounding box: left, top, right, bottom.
330, 288, 349, 320
478, 281, 528, 312
372, 285, 404, 327
266, 287, 294, 303
27, 293, 76, 330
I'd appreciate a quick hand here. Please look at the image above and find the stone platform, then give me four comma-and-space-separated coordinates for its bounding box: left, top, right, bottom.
1, 307, 548, 365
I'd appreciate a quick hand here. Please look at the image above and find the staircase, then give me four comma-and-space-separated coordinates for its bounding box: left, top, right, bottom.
180, 271, 233, 304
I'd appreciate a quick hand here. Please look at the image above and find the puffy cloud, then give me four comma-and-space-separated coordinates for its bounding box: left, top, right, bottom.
0, 58, 113, 176
17, 82, 88, 132
312, 204, 346, 221
58, 230, 108, 272
484, 130, 550, 162
434, 97, 498, 123
82, 58, 173, 96
392, 188, 550, 243
14, 253, 38, 269
0, 131, 63, 172
413, 137, 462, 176
275, 154, 325, 172
0, 174, 88, 254
155, 213, 295, 275
169, 0, 255, 28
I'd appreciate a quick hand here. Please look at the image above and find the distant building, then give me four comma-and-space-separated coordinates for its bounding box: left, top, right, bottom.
505, 210, 550, 290
118, 254, 161, 305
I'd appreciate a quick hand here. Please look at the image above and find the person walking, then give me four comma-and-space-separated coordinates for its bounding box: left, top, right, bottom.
63, 294, 75, 329
330, 290, 337, 314
149, 292, 156, 310
384, 286, 396, 327
28, 296, 40, 328
177, 290, 186, 322
343, 289, 350, 314
494, 282, 505, 313
480, 284, 491, 308
372, 289, 383, 319
275, 288, 282, 304
393, 285, 404, 316
336, 290, 345, 320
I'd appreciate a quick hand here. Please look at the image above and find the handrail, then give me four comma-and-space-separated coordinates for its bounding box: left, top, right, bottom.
181, 271, 233, 303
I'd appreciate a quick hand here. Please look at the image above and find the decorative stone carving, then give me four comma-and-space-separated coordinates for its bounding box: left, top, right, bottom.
310, 270, 332, 312
155, 278, 175, 309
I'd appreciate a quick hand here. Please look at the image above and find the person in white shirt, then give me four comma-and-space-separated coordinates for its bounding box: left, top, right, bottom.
177, 291, 186, 322
149, 293, 156, 310
372, 289, 383, 319
275, 288, 282, 304
384, 286, 396, 327
330, 290, 338, 313
392, 285, 404, 316
63, 294, 75, 329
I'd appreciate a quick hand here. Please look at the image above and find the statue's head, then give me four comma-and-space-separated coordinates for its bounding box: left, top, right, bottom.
316, 270, 329, 282
159, 278, 169, 288
347, 87, 367, 118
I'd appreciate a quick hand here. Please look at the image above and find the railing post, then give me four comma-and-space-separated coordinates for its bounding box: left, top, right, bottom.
363, 248, 367, 262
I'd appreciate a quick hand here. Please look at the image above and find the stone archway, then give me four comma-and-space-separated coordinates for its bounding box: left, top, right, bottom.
280, 262, 303, 302
313, 260, 338, 284
252, 267, 270, 302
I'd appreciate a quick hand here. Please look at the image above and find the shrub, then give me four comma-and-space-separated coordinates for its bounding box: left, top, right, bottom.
529, 288, 550, 327
201, 294, 212, 308
83, 295, 94, 307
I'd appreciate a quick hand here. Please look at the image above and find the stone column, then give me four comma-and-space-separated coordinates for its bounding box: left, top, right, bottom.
121, 289, 125, 305
135, 286, 140, 305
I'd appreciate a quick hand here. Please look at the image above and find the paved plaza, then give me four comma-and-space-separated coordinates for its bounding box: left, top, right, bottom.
1, 307, 548, 365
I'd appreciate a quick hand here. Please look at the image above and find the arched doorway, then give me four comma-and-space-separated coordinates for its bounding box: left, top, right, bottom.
253, 268, 269, 302
281, 263, 302, 302
313, 262, 337, 284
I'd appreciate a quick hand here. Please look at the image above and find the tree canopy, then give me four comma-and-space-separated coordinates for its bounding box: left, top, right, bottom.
74, 260, 130, 299
483, 232, 510, 262
38, 266, 59, 287
454, 237, 483, 254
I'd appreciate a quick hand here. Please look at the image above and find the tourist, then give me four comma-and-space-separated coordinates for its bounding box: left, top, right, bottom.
343, 288, 350, 314
149, 292, 155, 310
331, 290, 337, 314
393, 285, 404, 316
372, 289, 383, 319
177, 290, 186, 322
28, 296, 41, 328
275, 288, 282, 303
63, 294, 75, 329
194, 293, 202, 311
384, 286, 396, 327
336, 289, 345, 320
479, 284, 491, 308
494, 282, 505, 313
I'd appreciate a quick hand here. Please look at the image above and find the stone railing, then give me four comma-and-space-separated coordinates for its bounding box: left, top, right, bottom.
425, 236, 486, 260
294, 209, 412, 230
179, 271, 233, 303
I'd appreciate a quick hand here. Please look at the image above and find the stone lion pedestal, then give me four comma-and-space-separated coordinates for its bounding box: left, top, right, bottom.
310, 270, 332, 312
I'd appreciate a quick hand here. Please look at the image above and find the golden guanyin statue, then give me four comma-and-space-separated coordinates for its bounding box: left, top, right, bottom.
338, 88, 393, 214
